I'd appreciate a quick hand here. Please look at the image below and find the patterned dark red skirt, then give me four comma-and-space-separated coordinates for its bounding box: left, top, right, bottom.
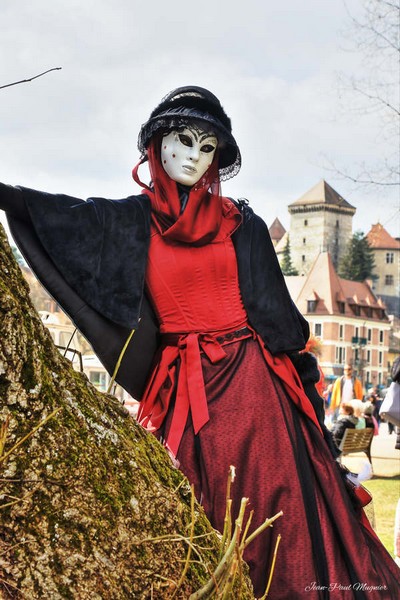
157, 337, 399, 599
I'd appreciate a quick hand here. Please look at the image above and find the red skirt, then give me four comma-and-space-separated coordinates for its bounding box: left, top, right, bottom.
152, 337, 399, 598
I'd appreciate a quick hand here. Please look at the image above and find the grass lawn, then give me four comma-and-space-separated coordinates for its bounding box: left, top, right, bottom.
363, 476, 400, 556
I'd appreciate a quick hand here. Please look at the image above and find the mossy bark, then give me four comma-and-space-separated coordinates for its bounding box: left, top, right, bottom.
0, 225, 253, 599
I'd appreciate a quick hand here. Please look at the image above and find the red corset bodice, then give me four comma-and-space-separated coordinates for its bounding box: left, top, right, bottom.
145, 221, 247, 335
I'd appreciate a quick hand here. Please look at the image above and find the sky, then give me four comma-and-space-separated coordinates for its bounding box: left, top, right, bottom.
0, 0, 398, 239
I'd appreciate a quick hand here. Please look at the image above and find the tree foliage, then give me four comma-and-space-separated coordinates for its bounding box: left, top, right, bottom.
281, 236, 299, 276
338, 230, 376, 281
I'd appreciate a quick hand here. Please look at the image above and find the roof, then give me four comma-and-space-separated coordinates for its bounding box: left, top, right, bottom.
288, 179, 356, 212
285, 251, 387, 319
268, 217, 286, 243
366, 223, 400, 250
286, 252, 344, 314
275, 230, 289, 254
285, 275, 306, 301
340, 279, 385, 309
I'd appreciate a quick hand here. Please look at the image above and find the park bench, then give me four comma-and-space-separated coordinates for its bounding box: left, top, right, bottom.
338, 428, 374, 466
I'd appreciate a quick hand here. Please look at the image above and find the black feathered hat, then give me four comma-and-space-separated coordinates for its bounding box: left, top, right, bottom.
137, 86, 241, 180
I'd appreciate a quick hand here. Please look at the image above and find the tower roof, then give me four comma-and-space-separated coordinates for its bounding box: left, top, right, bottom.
288, 180, 356, 213
268, 217, 286, 244
366, 223, 400, 250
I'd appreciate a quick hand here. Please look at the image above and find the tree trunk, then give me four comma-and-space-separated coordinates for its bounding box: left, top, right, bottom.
0, 225, 253, 599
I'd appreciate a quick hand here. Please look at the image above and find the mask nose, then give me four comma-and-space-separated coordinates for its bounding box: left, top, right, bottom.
188, 144, 200, 162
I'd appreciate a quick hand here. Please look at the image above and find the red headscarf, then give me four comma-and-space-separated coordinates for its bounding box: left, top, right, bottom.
132, 134, 240, 246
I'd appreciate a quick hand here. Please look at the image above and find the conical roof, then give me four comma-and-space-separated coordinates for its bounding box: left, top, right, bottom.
269, 217, 286, 244
289, 180, 356, 212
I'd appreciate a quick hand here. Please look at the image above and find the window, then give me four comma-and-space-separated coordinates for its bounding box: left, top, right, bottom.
303, 238, 306, 245
302, 255, 306, 262
314, 323, 322, 336
336, 220, 339, 228
366, 350, 371, 364
337, 301, 345, 314
355, 326, 359, 339
307, 300, 318, 313
379, 330, 384, 344
339, 324, 344, 340
367, 328, 372, 342
385, 274, 394, 285
378, 373, 382, 385
366, 371, 370, 383
304, 219, 308, 226
379, 351, 383, 367
351, 305, 361, 316
386, 252, 394, 264
336, 346, 346, 363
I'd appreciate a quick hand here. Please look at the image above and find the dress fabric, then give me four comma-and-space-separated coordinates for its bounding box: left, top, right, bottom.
138, 219, 400, 599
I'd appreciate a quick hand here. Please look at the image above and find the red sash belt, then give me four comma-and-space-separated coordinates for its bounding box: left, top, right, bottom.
137, 330, 239, 457
138, 327, 322, 458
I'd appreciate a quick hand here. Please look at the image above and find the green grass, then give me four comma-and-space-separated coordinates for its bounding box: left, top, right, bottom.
363, 476, 400, 555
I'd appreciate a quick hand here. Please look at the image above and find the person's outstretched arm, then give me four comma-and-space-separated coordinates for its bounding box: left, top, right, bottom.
0, 182, 30, 221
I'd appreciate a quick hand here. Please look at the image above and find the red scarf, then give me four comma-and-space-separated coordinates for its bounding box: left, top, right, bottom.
132, 136, 234, 246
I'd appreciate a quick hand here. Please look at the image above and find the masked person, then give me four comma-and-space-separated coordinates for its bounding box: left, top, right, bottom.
1, 86, 399, 598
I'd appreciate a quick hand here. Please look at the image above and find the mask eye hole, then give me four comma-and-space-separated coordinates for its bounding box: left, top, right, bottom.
178, 134, 192, 147
200, 143, 216, 153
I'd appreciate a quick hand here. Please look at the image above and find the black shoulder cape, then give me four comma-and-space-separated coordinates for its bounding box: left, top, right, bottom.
7, 187, 309, 399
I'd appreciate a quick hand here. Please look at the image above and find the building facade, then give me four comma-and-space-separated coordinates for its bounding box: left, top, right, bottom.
285, 252, 390, 389
367, 223, 400, 318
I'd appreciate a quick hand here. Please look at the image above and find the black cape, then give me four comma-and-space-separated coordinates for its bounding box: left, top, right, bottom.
7, 186, 309, 399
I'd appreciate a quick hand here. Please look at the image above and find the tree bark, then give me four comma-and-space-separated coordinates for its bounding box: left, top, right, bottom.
0, 225, 253, 599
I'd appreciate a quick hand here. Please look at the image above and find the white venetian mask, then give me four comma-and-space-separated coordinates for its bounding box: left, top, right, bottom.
160, 125, 218, 186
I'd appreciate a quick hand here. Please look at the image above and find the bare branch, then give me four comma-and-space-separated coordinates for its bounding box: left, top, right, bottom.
0, 67, 62, 90
332, 170, 400, 186
343, 0, 400, 55
333, 1, 400, 188
349, 79, 400, 115
321, 155, 400, 188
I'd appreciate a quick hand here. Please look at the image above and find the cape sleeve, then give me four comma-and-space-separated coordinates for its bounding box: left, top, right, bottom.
5, 186, 159, 399
16, 186, 151, 329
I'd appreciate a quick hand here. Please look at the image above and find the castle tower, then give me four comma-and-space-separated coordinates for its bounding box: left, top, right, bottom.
288, 180, 356, 274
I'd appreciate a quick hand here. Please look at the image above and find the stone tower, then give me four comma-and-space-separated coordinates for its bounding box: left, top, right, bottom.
288, 180, 356, 274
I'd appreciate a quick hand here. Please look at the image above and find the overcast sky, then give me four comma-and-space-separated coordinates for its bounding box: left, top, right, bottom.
0, 0, 398, 238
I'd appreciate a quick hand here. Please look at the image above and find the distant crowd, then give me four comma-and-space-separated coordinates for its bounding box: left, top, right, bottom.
323, 363, 397, 447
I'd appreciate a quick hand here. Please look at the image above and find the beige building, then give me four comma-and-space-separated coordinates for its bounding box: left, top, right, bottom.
285, 252, 390, 389
287, 180, 356, 275
367, 223, 400, 317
